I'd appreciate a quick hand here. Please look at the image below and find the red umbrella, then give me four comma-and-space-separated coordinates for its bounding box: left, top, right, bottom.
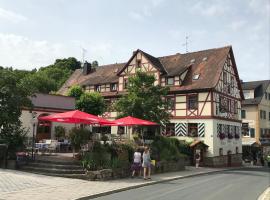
111, 116, 157, 126
108, 116, 157, 142
38, 110, 113, 125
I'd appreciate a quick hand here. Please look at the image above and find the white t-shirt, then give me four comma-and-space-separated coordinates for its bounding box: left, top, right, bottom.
134, 152, 142, 163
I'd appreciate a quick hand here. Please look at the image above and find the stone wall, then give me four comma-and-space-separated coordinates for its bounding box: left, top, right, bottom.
86, 157, 186, 181
204, 154, 242, 167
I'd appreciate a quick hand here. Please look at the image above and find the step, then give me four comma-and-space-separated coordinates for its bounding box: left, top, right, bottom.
28, 162, 82, 170
20, 166, 86, 175
20, 170, 87, 180
34, 159, 80, 166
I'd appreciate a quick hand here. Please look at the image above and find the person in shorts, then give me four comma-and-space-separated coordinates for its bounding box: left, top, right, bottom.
131, 148, 142, 178
142, 146, 151, 180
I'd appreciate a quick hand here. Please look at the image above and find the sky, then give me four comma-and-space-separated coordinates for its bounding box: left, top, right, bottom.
0, 0, 269, 81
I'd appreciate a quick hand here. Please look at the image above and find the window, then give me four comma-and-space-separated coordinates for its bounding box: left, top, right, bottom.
241, 110, 246, 119
136, 60, 142, 71
188, 123, 198, 137
236, 147, 239, 154
260, 128, 264, 137
219, 96, 228, 113
193, 74, 200, 80
187, 95, 198, 110
94, 85, 101, 92
166, 97, 175, 110
166, 77, 174, 85
265, 92, 268, 100
165, 123, 175, 136
263, 111, 266, 119
123, 79, 128, 89
269, 112, 270, 121
250, 128, 255, 138
223, 72, 227, 84
110, 83, 117, 91
137, 60, 141, 67
242, 123, 249, 137
219, 148, 223, 156
234, 101, 238, 114
268, 93, 270, 101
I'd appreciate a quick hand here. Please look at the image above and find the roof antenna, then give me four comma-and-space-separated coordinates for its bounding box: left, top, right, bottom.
81, 47, 87, 64
182, 35, 189, 53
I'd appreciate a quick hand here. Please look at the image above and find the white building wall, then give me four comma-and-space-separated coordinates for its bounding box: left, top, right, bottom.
212, 119, 242, 157
170, 119, 214, 157
20, 110, 74, 139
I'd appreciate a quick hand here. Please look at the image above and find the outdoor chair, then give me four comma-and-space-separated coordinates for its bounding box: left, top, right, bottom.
47, 141, 58, 155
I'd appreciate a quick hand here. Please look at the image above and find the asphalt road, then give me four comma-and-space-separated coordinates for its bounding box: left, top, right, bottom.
92, 167, 270, 200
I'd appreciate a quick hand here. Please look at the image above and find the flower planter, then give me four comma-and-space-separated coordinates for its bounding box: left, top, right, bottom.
218, 133, 226, 140
228, 133, 234, 139
235, 134, 240, 139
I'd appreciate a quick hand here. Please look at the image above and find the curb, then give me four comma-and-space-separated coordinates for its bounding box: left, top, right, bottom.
258, 187, 270, 200
76, 168, 235, 200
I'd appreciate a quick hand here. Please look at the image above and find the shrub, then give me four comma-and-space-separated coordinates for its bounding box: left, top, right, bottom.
0, 126, 27, 159
54, 126, 65, 139
81, 142, 134, 171
151, 136, 188, 162
69, 127, 91, 150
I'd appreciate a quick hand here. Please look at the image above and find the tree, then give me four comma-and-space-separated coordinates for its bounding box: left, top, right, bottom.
76, 92, 106, 115
0, 69, 32, 158
20, 72, 58, 94
92, 60, 99, 68
115, 71, 170, 124
67, 85, 83, 100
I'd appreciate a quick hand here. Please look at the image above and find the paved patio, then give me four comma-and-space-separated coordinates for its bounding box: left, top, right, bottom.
0, 167, 227, 200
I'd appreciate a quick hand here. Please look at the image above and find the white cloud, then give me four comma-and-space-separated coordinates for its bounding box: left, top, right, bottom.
129, 11, 144, 21
0, 33, 71, 69
150, 0, 164, 7
228, 20, 247, 31
248, 0, 270, 15
0, 7, 27, 23
191, 1, 229, 16
0, 33, 115, 70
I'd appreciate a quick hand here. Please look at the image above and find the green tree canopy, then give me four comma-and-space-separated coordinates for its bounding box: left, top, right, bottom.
76, 92, 106, 115
91, 60, 99, 68
115, 71, 170, 124
67, 85, 84, 100
0, 69, 33, 158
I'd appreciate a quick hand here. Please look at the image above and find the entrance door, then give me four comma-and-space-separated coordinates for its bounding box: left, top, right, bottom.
227, 151, 232, 167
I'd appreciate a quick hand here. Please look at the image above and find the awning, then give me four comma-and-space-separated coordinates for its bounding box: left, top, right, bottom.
242, 141, 260, 147
190, 140, 209, 148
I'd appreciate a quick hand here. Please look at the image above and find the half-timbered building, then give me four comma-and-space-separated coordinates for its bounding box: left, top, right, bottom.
59, 46, 244, 167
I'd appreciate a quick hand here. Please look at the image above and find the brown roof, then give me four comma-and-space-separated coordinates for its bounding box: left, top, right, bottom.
58, 63, 125, 95
59, 46, 241, 97
30, 93, 75, 110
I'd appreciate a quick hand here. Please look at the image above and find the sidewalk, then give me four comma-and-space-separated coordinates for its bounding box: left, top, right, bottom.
258, 187, 270, 200
0, 166, 229, 200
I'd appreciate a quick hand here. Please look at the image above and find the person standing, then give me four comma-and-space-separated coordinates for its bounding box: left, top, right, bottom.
142, 146, 151, 180
131, 148, 142, 178
195, 153, 200, 168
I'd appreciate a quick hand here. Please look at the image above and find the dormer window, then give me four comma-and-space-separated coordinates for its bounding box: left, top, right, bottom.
110, 83, 117, 91
166, 77, 174, 85
193, 74, 200, 80
94, 85, 101, 92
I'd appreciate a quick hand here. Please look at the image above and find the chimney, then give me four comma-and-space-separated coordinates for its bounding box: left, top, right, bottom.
82, 61, 91, 75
